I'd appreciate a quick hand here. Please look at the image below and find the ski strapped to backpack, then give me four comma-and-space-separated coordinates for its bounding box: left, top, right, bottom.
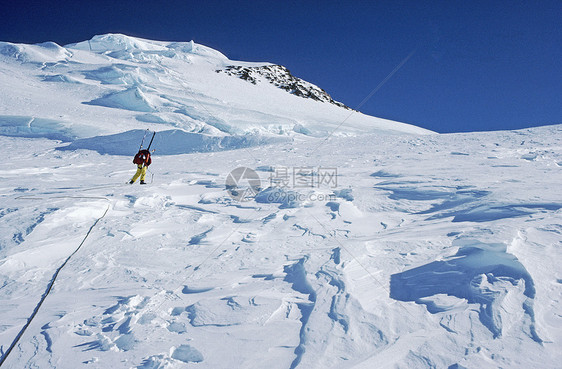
146, 131, 156, 151
138, 129, 149, 151
138, 129, 156, 150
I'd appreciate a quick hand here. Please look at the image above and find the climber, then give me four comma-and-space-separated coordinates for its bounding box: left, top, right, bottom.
130, 149, 151, 184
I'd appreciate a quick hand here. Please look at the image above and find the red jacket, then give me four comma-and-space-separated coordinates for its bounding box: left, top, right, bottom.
133, 150, 152, 166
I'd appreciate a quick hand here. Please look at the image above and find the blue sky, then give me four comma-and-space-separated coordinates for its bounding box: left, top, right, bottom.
1, 0, 560, 133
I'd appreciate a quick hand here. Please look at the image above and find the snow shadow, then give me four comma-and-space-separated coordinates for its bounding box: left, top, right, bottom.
84, 87, 156, 112
188, 228, 213, 245
3, 207, 58, 249
434, 203, 562, 223
370, 170, 400, 178
390, 239, 538, 339
83, 64, 145, 86
255, 187, 302, 209
375, 184, 488, 204
0, 115, 77, 141
377, 182, 562, 223
332, 188, 354, 201
57, 129, 286, 155
283, 258, 316, 369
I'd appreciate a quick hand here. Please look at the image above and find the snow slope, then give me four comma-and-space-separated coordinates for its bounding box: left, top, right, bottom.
0, 33, 430, 152
1, 35, 561, 369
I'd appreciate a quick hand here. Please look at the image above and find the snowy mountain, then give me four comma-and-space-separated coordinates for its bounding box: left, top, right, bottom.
1, 34, 561, 369
0, 33, 429, 153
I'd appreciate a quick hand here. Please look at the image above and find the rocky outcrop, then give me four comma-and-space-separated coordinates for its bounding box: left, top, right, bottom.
217, 64, 352, 110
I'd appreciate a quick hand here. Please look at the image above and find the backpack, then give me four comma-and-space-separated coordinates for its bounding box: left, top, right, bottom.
133, 150, 151, 166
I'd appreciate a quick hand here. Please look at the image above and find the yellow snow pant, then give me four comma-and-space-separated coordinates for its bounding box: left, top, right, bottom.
131, 165, 147, 182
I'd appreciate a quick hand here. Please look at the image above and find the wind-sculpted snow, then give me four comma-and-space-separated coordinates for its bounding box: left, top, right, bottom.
0, 115, 79, 141
170, 344, 204, 363
58, 129, 288, 155
85, 87, 157, 112
283, 258, 316, 368
67, 33, 228, 61
375, 181, 562, 223
447, 203, 562, 223
390, 239, 538, 339
0, 207, 58, 250
41, 74, 82, 83
1, 33, 561, 368
186, 296, 281, 327
2, 123, 562, 369
332, 188, 354, 202
0, 41, 71, 64
83, 64, 147, 86
255, 187, 303, 209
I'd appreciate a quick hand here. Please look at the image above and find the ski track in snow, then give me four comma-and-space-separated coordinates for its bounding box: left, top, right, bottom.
0, 34, 561, 369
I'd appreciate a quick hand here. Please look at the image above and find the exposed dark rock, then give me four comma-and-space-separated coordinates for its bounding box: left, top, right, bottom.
216, 64, 352, 110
